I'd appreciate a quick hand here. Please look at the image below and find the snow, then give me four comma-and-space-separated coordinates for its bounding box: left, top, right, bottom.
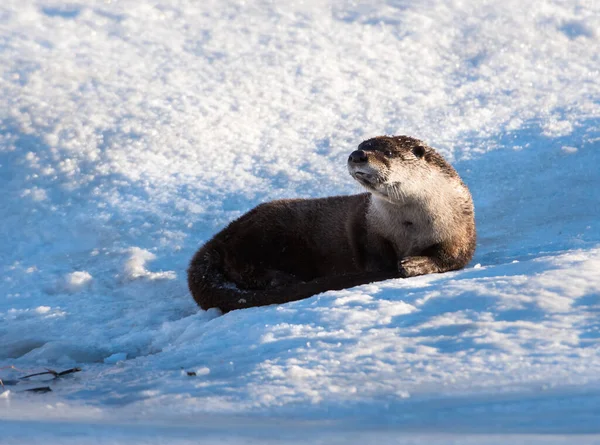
103, 352, 127, 364
1, 0, 599, 443
123, 247, 177, 281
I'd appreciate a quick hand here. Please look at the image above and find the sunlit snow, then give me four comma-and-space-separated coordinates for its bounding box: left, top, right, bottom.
1, 0, 599, 443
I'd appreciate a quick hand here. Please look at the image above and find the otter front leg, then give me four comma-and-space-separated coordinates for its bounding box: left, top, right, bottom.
398, 241, 473, 278
398, 256, 440, 278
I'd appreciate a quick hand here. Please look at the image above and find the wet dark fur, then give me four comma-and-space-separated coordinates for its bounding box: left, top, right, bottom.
188, 136, 476, 313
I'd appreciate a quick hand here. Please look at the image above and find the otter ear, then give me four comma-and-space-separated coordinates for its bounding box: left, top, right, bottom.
413, 145, 426, 158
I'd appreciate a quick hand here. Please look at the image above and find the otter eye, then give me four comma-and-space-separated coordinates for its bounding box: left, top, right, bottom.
383, 150, 393, 157
413, 146, 426, 158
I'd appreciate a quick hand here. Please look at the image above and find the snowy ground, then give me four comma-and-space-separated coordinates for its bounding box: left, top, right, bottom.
1, 0, 600, 443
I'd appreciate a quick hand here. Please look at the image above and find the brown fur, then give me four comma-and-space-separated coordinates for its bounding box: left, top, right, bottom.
188, 136, 476, 313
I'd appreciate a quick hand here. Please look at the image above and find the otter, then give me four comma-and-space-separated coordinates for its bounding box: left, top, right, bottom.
188, 135, 476, 313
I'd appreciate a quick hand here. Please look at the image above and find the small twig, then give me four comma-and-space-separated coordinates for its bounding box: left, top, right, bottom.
24, 386, 52, 393
20, 367, 82, 380
2, 367, 83, 393
57, 367, 82, 376
20, 369, 59, 379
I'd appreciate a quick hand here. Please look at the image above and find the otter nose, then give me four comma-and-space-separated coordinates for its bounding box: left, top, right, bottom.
349, 150, 367, 163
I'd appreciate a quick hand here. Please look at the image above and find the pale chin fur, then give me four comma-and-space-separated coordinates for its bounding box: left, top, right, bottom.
385, 166, 441, 202
349, 161, 451, 205
381, 169, 457, 208
349, 165, 414, 204
351, 173, 391, 200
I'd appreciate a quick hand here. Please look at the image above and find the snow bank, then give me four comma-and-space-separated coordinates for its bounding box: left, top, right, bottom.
60, 271, 93, 293
1, 0, 599, 442
123, 247, 177, 281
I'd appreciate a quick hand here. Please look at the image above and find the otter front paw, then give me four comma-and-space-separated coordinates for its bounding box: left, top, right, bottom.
398, 256, 438, 278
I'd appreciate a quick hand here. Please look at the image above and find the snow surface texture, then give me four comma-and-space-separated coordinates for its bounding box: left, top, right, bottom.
1, 0, 600, 443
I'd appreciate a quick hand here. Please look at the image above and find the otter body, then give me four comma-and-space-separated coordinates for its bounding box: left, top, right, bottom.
188, 136, 476, 313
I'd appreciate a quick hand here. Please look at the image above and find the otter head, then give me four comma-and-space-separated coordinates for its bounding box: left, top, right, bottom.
348, 135, 459, 203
